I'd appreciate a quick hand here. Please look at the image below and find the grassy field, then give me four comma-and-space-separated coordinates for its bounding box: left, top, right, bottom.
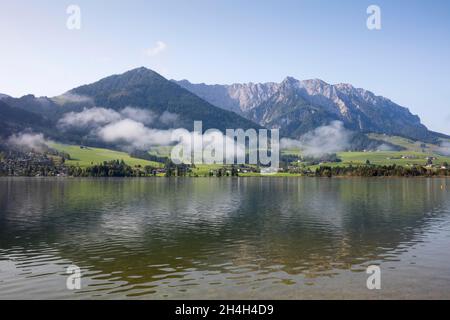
148, 146, 172, 157
52, 143, 163, 168
51, 133, 450, 174
282, 133, 450, 169
297, 151, 450, 171
338, 151, 450, 166
367, 133, 446, 153
190, 164, 227, 176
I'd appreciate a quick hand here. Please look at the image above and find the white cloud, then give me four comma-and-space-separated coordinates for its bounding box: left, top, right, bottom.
170, 129, 246, 164
280, 138, 302, 149
438, 141, 450, 156
59, 107, 179, 131
57, 107, 242, 155
120, 107, 156, 125
280, 121, 352, 158
145, 41, 167, 57
58, 107, 167, 129
159, 111, 179, 125
95, 118, 247, 159
97, 119, 175, 150
53, 93, 94, 105
58, 107, 122, 129
7, 133, 52, 152
300, 121, 352, 157
377, 143, 395, 152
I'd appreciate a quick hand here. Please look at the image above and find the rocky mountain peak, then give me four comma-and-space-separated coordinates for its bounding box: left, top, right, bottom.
174, 75, 434, 142
281, 76, 299, 85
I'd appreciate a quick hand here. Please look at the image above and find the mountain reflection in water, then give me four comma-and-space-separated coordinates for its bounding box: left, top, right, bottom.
1, 177, 449, 299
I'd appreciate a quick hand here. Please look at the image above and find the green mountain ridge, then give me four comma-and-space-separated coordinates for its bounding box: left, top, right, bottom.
0, 68, 261, 147
1, 67, 448, 155
67, 67, 259, 132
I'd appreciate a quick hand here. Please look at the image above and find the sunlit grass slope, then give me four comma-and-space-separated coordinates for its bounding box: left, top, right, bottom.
52, 143, 163, 168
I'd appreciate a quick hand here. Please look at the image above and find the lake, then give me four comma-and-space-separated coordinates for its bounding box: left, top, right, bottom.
0, 177, 449, 299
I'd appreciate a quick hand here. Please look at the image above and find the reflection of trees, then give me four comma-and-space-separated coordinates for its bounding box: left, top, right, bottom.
0, 177, 449, 293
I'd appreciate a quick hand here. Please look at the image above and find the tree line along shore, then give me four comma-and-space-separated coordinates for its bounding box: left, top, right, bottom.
1, 146, 449, 178
1, 157, 449, 178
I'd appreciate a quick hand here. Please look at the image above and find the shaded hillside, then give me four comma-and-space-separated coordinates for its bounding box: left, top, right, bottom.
67, 67, 260, 132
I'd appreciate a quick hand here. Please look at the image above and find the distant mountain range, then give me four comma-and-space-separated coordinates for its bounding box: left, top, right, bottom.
175, 77, 438, 142
0, 68, 258, 147
0, 67, 447, 153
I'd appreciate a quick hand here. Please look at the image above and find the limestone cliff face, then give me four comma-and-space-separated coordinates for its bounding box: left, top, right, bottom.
176, 79, 280, 114
175, 77, 432, 141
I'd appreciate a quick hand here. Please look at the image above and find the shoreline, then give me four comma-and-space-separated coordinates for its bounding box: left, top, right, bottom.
1, 175, 450, 179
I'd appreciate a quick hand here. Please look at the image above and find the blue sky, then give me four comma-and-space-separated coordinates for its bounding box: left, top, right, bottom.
1, 0, 449, 134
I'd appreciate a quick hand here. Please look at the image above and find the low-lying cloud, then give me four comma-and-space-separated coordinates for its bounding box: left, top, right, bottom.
59, 107, 177, 130
301, 121, 352, 157
56, 108, 353, 158
438, 141, 450, 156
280, 138, 302, 150
376, 143, 395, 152
57, 107, 185, 150
281, 121, 352, 157
53, 93, 94, 105
7, 133, 52, 152
159, 111, 179, 126
58, 107, 122, 129
97, 119, 175, 150
120, 107, 156, 125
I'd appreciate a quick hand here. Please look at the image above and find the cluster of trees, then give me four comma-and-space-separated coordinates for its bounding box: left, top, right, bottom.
0, 149, 68, 177
68, 160, 143, 177
301, 153, 342, 166
0, 163, 67, 177
314, 164, 450, 177
129, 150, 169, 163
163, 160, 242, 177
280, 154, 302, 168
164, 160, 192, 177
207, 166, 239, 177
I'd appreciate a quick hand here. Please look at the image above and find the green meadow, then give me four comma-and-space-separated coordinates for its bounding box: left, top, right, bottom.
338, 151, 450, 166
51, 133, 450, 174
51, 143, 163, 168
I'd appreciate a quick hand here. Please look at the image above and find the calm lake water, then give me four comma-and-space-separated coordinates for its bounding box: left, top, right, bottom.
1, 177, 450, 299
